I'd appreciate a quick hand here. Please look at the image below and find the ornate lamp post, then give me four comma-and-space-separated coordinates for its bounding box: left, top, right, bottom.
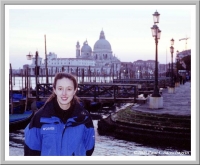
149, 10, 163, 109
175, 50, 180, 86
151, 10, 161, 97
26, 51, 39, 101
170, 38, 174, 87
176, 50, 180, 77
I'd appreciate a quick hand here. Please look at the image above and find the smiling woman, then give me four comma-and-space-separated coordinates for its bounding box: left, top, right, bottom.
53, 77, 77, 110
24, 72, 95, 156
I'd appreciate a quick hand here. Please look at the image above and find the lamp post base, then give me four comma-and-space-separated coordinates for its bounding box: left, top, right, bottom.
149, 96, 163, 109
168, 87, 175, 93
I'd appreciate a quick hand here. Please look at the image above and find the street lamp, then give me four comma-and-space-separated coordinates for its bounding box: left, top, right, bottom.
175, 50, 180, 86
170, 38, 175, 87
176, 50, 179, 77
26, 51, 39, 101
151, 10, 161, 97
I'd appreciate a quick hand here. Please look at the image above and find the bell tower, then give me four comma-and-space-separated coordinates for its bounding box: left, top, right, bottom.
76, 41, 80, 58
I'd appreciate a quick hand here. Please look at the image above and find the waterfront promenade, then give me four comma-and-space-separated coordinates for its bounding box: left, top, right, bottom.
97, 81, 192, 150
133, 81, 191, 116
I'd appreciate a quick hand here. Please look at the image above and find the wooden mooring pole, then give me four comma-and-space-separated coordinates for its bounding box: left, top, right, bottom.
9, 63, 14, 114
24, 67, 29, 112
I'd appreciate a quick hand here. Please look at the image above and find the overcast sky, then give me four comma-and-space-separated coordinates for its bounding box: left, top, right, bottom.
6, 5, 195, 69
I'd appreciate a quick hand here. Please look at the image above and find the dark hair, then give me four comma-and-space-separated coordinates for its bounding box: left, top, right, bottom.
45, 72, 79, 105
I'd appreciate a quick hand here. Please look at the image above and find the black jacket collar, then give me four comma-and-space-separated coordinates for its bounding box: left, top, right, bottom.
39, 97, 91, 124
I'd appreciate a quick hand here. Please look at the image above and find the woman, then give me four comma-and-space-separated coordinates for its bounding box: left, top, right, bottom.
24, 72, 95, 156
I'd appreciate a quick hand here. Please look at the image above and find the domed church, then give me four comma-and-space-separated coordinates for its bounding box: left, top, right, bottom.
27, 30, 121, 79
76, 30, 121, 74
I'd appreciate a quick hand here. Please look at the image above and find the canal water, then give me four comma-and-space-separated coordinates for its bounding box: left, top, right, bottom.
9, 104, 191, 157
10, 76, 117, 90
9, 120, 191, 156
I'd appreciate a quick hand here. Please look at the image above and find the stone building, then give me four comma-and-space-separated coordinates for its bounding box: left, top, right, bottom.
27, 30, 121, 80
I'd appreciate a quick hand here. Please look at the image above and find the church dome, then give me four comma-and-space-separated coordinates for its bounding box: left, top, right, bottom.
81, 40, 92, 53
94, 30, 112, 51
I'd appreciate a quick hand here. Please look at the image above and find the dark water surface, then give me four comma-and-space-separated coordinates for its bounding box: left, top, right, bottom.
9, 120, 191, 156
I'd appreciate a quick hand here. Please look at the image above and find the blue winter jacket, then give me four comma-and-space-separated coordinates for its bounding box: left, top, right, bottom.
24, 99, 95, 156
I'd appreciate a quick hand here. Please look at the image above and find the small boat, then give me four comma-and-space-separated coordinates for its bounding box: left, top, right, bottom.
12, 93, 26, 102
9, 110, 34, 132
9, 93, 26, 114
9, 96, 44, 132
80, 100, 102, 113
90, 113, 102, 120
89, 101, 102, 112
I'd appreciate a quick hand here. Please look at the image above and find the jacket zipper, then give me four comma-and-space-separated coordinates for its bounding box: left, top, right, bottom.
60, 123, 66, 155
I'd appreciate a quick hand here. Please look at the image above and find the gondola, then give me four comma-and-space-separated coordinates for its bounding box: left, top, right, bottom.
9, 110, 34, 132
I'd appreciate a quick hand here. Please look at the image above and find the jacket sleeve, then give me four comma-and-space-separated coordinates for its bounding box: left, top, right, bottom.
84, 117, 95, 156
24, 114, 42, 156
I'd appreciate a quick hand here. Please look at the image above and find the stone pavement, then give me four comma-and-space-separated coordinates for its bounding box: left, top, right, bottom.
132, 81, 191, 116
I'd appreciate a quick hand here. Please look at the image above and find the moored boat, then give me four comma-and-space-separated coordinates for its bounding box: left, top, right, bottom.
9, 110, 34, 132
9, 96, 45, 132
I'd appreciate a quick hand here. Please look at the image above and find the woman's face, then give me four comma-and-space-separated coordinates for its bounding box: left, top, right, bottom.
53, 77, 77, 110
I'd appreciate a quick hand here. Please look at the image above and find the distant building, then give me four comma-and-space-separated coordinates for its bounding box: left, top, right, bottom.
132, 60, 155, 78
19, 30, 184, 80
177, 49, 191, 69
27, 30, 121, 79
177, 49, 191, 59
